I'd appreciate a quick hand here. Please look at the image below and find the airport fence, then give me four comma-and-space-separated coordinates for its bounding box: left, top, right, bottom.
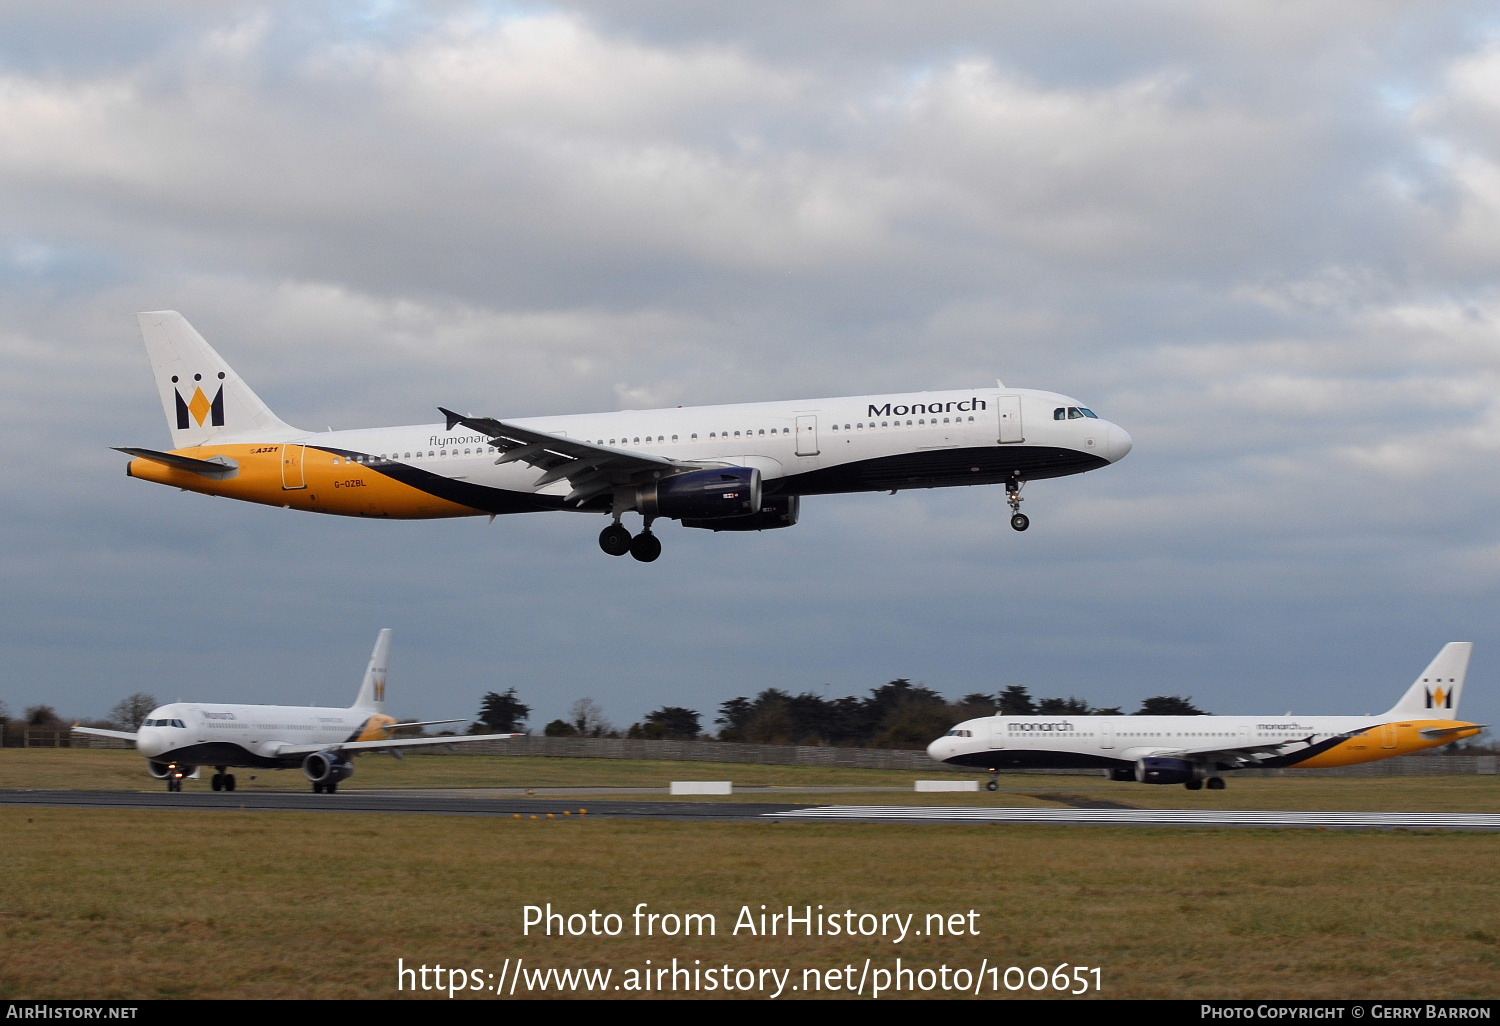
61, 730, 1499, 775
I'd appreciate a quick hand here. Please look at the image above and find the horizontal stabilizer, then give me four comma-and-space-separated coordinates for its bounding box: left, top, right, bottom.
116, 447, 238, 479
1420, 724, 1485, 741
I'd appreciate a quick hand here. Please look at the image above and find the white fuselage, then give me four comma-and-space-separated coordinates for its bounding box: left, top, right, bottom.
927, 711, 1477, 779
137, 701, 387, 769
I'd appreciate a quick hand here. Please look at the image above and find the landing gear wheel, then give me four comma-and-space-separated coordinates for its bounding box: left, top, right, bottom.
1185, 779, 1204, 791
1005, 476, 1028, 530
629, 532, 662, 563
326, 781, 338, 794
312, 781, 325, 794
986, 779, 999, 792
224, 774, 236, 792
167, 777, 181, 792
211, 773, 223, 792
1206, 777, 1225, 790
599, 523, 632, 557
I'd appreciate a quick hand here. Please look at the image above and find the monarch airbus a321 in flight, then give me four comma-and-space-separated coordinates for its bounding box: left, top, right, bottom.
927, 643, 1485, 791
117, 312, 1132, 561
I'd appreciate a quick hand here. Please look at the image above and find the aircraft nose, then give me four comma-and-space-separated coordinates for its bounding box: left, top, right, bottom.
136, 728, 163, 757
1106, 423, 1132, 463
926, 737, 949, 762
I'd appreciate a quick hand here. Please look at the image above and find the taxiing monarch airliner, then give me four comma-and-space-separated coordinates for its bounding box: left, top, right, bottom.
927, 643, 1485, 791
72, 629, 517, 793
117, 312, 1132, 561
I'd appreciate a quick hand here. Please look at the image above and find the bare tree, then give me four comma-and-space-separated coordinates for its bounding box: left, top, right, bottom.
570, 698, 613, 737
109, 693, 159, 731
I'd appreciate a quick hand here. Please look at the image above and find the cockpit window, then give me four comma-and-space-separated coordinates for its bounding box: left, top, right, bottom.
1056, 406, 1101, 420
1078, 407, 1098, 418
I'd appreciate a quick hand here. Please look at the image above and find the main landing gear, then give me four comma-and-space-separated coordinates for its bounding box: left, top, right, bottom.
1006, 477, 1029, 532
1184, 777, 1227, 791
599, 519, 662, 562
210, 768, 237, 792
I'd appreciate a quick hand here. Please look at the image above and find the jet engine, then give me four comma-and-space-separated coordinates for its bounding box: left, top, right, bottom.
682, 495, 798, 532
148, 760, 192, 780
637, 467, 760, 521
302, 750, 355, 786
1134, 757, 1206, 785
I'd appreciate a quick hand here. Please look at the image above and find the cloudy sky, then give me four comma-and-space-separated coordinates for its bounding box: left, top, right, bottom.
4, 1, 1500, 738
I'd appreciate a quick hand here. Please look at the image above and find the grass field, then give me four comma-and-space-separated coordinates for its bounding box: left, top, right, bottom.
1, 806, 1497, 1000
2, 750, 1497, 1000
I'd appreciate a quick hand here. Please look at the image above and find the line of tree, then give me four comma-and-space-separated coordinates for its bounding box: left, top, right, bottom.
466, 682, 1206, 748
714, 681, 1209, 749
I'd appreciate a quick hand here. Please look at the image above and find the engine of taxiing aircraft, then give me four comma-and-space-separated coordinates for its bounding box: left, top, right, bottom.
148, 760, 192, 780
302, 750, 355, 786
1134, 757, 1207, 785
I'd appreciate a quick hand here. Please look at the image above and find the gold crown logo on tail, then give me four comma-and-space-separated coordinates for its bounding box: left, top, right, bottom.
173, 373, 226, 429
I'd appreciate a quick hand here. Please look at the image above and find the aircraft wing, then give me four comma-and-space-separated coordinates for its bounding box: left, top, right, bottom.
268, 732, 524, 757
1124, 740, 1297, 769
72, 725, 139, 742
440, 408, 714, 506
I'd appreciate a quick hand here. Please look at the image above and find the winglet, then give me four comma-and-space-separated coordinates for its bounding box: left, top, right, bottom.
441, 407, 464, 432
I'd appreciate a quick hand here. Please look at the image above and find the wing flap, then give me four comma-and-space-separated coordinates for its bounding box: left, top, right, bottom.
440, 408, 706, 503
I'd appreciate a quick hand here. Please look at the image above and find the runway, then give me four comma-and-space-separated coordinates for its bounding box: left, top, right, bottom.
2, 789, 1497, 829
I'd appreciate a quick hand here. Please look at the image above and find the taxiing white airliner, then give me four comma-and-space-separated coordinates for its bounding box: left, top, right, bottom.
73, 629, 516, 793
927, 643, 1485, 790
117, 312, 1131, 561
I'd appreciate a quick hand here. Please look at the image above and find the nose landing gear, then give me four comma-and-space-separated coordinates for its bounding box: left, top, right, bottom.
1006, 477, 1028, 531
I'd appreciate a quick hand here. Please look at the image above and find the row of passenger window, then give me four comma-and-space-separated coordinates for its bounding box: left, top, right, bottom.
337, 416, 973, 464
833, 416, 975, 430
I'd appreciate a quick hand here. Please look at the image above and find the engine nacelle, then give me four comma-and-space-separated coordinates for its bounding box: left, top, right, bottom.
302, 750, 355, 785
639, 468, 760, 521
1135, 757, 1206, 785
682, 494, 799, 532
148, 760, 192, 780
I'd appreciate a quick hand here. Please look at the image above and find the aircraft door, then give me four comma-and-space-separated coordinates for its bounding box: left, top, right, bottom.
795, 415, 819, 456
995, 395, 1023, 443
987, 721, 1006, 750
1381, 722, 1399, 749
1099, 721, 1114, 750
281, 444, 307, 489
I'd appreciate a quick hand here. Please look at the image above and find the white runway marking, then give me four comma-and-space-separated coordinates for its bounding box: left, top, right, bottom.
765, 806, 1500, 830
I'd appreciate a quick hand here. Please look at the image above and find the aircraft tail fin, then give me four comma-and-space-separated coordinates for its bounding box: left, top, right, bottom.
137, 311, 301, 448
1383, 642, 1472, 720
353, 629, 392, 713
